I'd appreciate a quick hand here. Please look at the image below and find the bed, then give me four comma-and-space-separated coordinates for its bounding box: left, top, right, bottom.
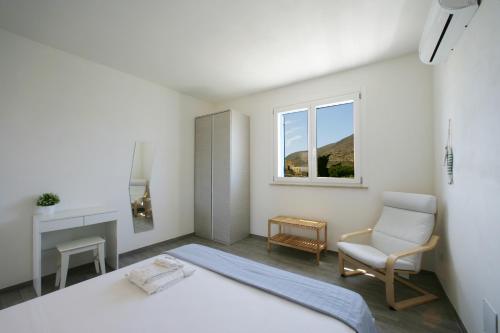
0, 244, 376, 333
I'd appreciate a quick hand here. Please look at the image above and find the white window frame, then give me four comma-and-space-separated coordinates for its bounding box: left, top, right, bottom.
273, 92, 362, 186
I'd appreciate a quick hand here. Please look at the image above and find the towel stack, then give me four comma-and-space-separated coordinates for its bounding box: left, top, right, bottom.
127, 255, 195, 295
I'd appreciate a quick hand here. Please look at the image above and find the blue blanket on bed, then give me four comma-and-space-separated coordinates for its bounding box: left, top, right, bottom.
167, 244, 378, 333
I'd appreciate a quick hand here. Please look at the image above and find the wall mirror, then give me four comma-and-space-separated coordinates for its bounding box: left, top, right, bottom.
129, 142, 155, 233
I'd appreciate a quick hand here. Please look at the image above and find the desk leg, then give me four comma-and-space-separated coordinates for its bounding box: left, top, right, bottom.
33, 229, 42, 297
105, 220, 118, 270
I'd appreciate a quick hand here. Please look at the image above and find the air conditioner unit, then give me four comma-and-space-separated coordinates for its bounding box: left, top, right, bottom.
419, 0, 479, 65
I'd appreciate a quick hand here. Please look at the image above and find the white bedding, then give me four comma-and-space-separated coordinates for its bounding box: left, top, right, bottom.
0, 255, 353, 333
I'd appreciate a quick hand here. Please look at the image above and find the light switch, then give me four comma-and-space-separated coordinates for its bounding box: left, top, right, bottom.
483, 299, 498, 333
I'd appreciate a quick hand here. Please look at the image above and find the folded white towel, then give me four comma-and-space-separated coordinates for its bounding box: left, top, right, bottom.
154, 255, 183, 269
128, 262, 179, 286
129, 269, 184, 295
127, 261, 196, 295
181, 264, 196, 278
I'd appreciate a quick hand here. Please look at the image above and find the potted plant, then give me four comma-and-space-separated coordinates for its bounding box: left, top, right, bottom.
36, 193, 60, 215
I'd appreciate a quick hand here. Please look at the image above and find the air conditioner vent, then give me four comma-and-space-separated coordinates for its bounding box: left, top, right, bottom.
419, 0, 478, 65
429, 14, 453, 63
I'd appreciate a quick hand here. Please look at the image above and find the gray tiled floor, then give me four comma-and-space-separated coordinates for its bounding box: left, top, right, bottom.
0, 235, 464, 333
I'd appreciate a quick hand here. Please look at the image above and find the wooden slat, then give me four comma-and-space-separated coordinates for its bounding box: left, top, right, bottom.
269, 216, 326, 229
269, 233, 326, 253
392, 294, 439, 311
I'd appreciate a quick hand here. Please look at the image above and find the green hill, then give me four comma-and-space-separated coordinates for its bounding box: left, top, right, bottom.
285, 134, 353, 166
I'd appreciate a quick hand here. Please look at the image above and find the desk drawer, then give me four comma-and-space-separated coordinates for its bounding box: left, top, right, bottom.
40, 217, 84, 232
84, 212, 117, 226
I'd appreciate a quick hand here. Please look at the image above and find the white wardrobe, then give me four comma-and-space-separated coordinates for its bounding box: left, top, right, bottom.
194, 110, 250, 244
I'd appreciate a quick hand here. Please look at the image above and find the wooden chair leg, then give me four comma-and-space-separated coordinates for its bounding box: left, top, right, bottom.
391, 275, 439, 310
339, 252, 365, 277
385, 268, 396, 309
338, 251, 345, 276
385, 267, 439, 310
341, 252, 438, 310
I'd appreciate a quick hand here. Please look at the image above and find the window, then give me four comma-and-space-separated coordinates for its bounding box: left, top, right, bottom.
273, 93, 361, 185
278, 108, 309, 177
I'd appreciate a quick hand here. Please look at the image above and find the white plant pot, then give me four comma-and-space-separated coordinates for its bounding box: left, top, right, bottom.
37, 205, 56, 215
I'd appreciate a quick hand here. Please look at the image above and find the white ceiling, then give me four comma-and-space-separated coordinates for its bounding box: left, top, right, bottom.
0, 0, 432, 102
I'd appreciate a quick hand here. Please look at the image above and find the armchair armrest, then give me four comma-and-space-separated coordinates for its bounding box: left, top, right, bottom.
340, 228, 373, 242
386, 235, 440, 270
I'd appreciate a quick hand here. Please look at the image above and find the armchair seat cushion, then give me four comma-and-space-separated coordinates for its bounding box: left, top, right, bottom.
338, 242, 416, 271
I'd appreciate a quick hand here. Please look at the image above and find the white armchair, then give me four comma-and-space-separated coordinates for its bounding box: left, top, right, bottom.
337, 191, 439, 310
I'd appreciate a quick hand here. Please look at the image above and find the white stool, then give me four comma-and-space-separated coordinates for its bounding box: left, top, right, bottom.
55, 236, 106, 289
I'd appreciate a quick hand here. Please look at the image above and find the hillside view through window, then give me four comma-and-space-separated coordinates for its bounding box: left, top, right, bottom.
316, 102, 354, 178
283, 110, 308, 177
282, 102, 354, 178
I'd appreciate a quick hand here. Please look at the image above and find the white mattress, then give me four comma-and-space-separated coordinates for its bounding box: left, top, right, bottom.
0, 255, 354, 333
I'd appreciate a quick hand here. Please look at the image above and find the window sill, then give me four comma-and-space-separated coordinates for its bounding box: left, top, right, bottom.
270, 180, 368, 189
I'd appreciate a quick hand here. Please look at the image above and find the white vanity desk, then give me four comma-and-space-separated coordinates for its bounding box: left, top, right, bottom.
33, 207, 118, 296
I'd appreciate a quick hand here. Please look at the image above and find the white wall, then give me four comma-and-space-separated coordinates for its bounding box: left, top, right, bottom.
0, 29, 214, 289
433, 0, 500, 332
217, 54, 435, 259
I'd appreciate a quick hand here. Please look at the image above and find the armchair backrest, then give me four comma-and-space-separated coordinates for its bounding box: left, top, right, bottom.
371, 192, 437, 271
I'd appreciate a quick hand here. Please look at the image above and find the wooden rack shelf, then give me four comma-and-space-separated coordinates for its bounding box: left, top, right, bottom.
269, 233, 326, 252
267, 216, 327, 264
